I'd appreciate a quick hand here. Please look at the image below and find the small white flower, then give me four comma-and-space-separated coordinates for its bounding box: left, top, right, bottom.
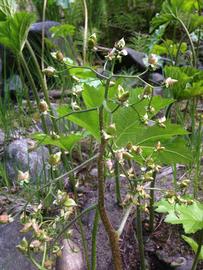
106, 159, 113, 172
71, 101, 80, 111
120, 49, 128, 56
143, 54, 160, 70
72, 85, 83, 95
42, 66, 56, 77
102, 130, 113, 141
158, 116, 166, 123
165, 77, 178, 88
115, 38, 125, 50
143, 113, 149, 121
157, 116, 166, 128
148, 54, 158, 65
17, 170, 30, 185
142, 113, 149, 125
17, 170, 29, 181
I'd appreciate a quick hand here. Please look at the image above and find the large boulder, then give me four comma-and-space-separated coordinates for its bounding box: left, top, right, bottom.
0, 220, 36, 270
56, 239, 85, 270
29, 21, 60, 39
5, 138, 49, 183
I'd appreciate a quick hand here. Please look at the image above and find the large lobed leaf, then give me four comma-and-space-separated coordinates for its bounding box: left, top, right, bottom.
32, 133, 83, 151
164, 202, 203, 234
58, 84, 191, 165
150, 0, 201, 33
0, 11, 36, 54
58, 105, 100, 141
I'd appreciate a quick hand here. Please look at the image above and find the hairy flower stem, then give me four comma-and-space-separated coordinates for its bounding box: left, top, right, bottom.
91, 208, 99, 270
136, 200, 146, 270
19, 53, 48, 134
97, 80, 123, 270
149, 174, 156, 232
25, 41, 74, 185
17, 58, 33, 111
176, 17, 197, 68
25, 41, 58, 132
78, 217, 91, 270
41, 0, 47, 71
82, 0, 88, 64
191, 230, 203, 270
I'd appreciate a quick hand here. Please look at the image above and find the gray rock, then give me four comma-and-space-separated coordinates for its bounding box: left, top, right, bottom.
5, 138, 49, 183
0, 129, 5, 145
150, 72, 164, 85
0, 220, 36, 270
29, 21, 60, 38
121, 48, 146, 71
56, 239, 85, 270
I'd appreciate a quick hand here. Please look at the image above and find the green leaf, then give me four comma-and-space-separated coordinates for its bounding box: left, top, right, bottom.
188, 14, 203, 33
82, 83, 118, 109
182, 235, 203, 260
82, 84, 105, 108
151, 39, 187, 57
155, 199, 175, 213
0, 12, 36, 54
58, 105, 100, 141
165, 202, 203, 234
181, 81, 203, 99
112, 88, 190, 165
148, 24, 168, 52
139, 137, 191, 165
50, 23, 75, 38
114, 113, 188, 147
32, 133, 82, 151
164, 66, 203, 99
64, 198, 77, 208
68, 67, 101, 87
0, 0, 17, 20
150, 0, 199, 32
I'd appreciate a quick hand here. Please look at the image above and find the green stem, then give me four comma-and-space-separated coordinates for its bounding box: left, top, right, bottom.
117, 205, 133, 237
78, 218, 91, 270
19, 53, 48, 134
91, 208, 100, 270
190, 98, 197, 198
136, 201, 146, 270
149, 174, 156, 232
82, 0, 88, 64
56, 107, 97, 121
172, 164, 177, 192
26, 40, 75, 186
41, 0, 47, 70
97, 79, 123, 269
17, 57, 33, 111
115, 160, 122, 205
191, 230, 203, 270
194, 115, 202, 196
25, 41, 58, 132
41, 242, 47, 267
176, 16, 197, 67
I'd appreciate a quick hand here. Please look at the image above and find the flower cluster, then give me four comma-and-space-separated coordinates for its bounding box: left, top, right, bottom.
105, 38, 128, 61
17, 191, 77, 269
